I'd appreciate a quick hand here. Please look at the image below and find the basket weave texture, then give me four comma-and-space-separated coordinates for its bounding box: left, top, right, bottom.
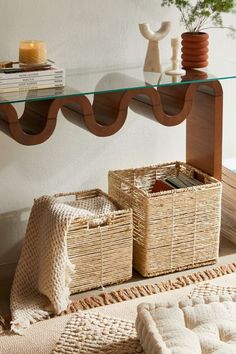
55, 189, 133, 294
108, 161, 222, 277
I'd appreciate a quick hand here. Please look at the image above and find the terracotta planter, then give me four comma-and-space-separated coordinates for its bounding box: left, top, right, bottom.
181, 32, 209, 69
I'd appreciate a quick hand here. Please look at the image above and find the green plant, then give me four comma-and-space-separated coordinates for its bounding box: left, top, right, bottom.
161, 0, 236, 34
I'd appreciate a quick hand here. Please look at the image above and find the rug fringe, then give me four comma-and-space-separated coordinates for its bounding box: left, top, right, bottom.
65, 262, 236, 314
2, 262, 236, 330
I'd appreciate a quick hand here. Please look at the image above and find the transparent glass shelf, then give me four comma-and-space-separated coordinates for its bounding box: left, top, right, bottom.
1, 62, 236, 105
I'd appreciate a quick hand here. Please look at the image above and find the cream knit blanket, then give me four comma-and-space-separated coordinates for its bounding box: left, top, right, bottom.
10, 194, 116, 335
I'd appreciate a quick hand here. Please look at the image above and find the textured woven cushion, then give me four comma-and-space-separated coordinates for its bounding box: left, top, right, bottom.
52, 312, 144, 353
136, 295, 236, 354
190, 282, 236, 298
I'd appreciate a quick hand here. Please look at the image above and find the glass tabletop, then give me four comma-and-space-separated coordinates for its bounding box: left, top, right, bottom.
0, 62, 236, 105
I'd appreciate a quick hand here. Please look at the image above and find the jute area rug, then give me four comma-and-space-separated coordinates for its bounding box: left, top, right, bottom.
1, 263, 236, 354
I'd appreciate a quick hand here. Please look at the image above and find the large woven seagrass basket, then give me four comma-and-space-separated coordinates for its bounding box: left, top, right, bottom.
108, 162, 222, 277
55, 189, 133, 294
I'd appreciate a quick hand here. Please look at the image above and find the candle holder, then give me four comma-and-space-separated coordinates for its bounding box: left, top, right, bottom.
165, 38, 186, 76
19, 40, 47, 65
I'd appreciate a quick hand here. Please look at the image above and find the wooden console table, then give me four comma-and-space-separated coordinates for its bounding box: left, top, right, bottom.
0, 67, 226, 179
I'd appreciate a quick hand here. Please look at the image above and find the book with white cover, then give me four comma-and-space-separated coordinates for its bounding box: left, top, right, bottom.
0, 66, 65, 93
0, 85, 65, 100
0, 74, 64, 85
0, 76, 64, 87
0, 67, 65, 81
0, 81, 65, 93
0, 83, 65, 94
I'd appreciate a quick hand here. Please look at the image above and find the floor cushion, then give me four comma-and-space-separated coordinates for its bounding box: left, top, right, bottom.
136, 295, 236, 354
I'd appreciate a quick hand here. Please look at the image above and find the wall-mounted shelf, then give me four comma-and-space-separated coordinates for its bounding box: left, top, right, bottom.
1, 63, 236, 179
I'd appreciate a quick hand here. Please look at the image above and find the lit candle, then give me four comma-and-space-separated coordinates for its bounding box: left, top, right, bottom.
19, 40, 47, 65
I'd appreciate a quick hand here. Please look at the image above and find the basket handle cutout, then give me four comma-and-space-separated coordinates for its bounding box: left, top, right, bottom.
88, 220, 105, 229
121, 182, 132, 195
87, 215, 113, 229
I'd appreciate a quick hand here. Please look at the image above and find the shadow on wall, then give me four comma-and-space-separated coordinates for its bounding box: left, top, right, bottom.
0, 208, 30, 266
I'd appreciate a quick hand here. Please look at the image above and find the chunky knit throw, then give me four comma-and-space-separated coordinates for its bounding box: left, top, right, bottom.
10, 194, 116, 334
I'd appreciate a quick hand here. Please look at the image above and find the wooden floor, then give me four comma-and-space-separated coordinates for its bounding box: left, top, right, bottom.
1, 236, 236, 315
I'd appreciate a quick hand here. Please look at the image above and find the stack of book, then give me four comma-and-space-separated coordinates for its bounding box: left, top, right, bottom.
152, 173, 203, 193
221, 158, 236, 244
0, 66, 65, 93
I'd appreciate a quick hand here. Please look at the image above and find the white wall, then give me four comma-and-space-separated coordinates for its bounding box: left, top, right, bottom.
0, 0, 235, 268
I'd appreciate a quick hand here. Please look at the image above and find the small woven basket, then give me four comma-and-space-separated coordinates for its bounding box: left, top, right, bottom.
55, 189, 133, 294
108, 161, 222, 277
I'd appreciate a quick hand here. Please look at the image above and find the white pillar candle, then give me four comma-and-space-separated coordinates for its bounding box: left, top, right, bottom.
19, 40, 47, 65
165, 37, 185, 76
171, 38, 179, 70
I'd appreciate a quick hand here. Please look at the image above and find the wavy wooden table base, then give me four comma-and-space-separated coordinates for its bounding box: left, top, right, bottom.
0, 79, 223, 179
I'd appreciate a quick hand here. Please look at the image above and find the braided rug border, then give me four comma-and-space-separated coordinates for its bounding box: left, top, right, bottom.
65, 262, 236, 313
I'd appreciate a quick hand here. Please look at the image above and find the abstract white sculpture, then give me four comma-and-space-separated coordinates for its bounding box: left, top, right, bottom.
139, 22, 171, 73
165, 38, 186, 76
